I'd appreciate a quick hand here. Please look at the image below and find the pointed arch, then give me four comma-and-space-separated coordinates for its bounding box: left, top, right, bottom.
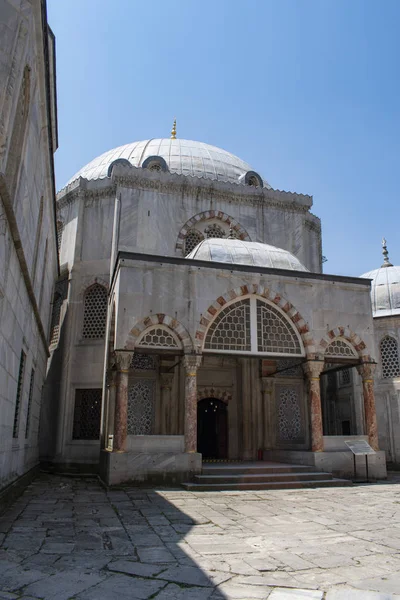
318, 327, 371, 361
195, 284, 315, 357
125, 314, 193, 353
176, 210, 251, 253
197, 386, 232, 404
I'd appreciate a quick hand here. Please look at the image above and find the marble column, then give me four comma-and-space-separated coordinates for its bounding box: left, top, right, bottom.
160, 373, 174, 435
356, 363, 379, 450
113, 351, 134, 452
183, 355, 202, 453
261, 377, 275, 448
303, 360, 325, 452
107, 369, 117, 449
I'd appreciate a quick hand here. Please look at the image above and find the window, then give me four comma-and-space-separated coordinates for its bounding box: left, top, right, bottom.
204, 223, 226, 239
205, 299, 251, 352
49, 292, 63, 346
339, 368, 351, 386
380, 336, 400, 379
57, 220, 64, 251
184, 229, 204, 256
82, 284, 107, 339
325, 339, 358, 358
127, 380, 155, 435
72, 389, 102, 440
13, 350, 26, 438
137, 327, 180, 349
25, 369, 35, 438
257, 300, 301, 355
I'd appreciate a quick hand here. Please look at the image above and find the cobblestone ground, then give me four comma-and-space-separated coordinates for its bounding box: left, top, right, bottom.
0, 475, 400, 599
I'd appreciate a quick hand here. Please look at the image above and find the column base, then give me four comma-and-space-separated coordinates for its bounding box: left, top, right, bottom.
99, 448, 202, 486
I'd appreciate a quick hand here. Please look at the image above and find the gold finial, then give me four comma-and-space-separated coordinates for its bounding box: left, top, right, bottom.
171, 118, 177, 139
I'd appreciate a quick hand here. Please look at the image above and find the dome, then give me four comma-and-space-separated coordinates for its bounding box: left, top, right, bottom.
186, 238, 308, 271
65, 138, 270, 188
361, 265, 400, 317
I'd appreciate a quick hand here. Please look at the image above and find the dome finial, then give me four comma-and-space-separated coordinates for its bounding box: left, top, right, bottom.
382, 237, 393, 268
171, 118, 177, 140
228, 226, 236, 239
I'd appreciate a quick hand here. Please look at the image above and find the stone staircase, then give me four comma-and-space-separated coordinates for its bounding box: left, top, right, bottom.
182, 461, 352, 491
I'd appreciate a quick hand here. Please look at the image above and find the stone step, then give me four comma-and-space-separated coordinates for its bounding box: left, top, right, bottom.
201, 464, 318, 476
182, 478, 353, 491
193, 471, 333, 484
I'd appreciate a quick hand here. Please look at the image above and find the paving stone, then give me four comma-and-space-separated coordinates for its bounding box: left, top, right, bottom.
136, 545, 176, 563
214, 579, 272, 598
74, 573, 165, 599
155, 565, 228, 587
108, 559, 164, 577
22, 571, 105, 600
41, 542, 75, 554
155, 583, 215, 599
326, 590, 395, 599
0, 566, 50, 592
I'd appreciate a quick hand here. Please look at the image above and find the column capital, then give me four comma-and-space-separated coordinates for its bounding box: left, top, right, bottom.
261, 377, 275, 393
183, 354, 202, 375
302, 360, 325, 380
356, 362, 376, 381
160, 372, 174, 390
115, 350, 133, 372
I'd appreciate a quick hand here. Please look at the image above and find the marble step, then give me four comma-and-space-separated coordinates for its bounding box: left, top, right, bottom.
201, 463, 319, 476
192, 471, 333, 484
182, 478, 353, 491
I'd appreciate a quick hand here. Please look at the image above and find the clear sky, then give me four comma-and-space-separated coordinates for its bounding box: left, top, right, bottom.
47, 0, 400, 277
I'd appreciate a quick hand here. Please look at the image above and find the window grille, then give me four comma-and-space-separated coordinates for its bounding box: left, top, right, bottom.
127, 380, 155, 435
131, 353, 156, 370
149, 163, 161, 172
82, 284, 107, 339
278, 386, 301, 441
276, 358, 303, 377
184, 229, 204, 256
25, 369, 35, 438
13, 350, 26, 438
205, 299, 251, 351
339, 368, 351, 386
257, 300, 301, 355
325, 339, 357, 358
138, 327, 179, 348
204, 223, 226, 239
49, 293, 63, 346
57, 221, 64, 251
380, 336, 400, 378
72, 389, 102, 440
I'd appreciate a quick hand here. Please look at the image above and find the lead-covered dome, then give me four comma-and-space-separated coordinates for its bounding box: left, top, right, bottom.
361, 265, 400, 317
65, 138, 270, 188
186, 238, 308, 271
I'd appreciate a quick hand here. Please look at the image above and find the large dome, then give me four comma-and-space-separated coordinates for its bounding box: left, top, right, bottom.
65, 138, 270, 188
361, 265, 400, 317
186, 238, 308, 272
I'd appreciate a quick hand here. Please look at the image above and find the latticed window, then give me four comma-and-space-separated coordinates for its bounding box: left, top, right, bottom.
13, 351, 26, 438
205, 299, 251, 351
128, 380, 155, 435
276, 358, 303, 378
184, 229, 204, 256
257, 300, 301, 355
82, 284, 107, 339
57, 221, 64, 251
278, 386, 301, 441
339, 368, 351, 386
49, 293, 63, 346
204, 223, 226, 239
25, 369, 35, 438
325, 339, 357, 358
131, 354, 156, 370
72, 389, 102, 440
380, 336, 400, 378
137, 327, 179, 349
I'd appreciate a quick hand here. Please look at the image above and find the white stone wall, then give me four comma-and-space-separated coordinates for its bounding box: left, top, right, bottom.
0, 1, 58, 490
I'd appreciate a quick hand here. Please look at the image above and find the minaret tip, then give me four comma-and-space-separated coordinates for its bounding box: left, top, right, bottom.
381, 237, 393, 268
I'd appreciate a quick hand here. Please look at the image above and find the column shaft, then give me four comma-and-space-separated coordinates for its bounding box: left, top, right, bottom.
183, 355, 202, 453
303, 361, 325, 452
113, 351, 133, 452
357, 363, 379, 450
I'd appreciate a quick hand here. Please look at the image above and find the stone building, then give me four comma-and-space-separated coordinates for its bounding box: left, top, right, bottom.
361, 241, 400, 468
0, 0, 58, 494
44, 126, 386, 484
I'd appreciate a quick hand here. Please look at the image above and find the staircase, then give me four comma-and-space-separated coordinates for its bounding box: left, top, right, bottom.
182, 461, 352, 491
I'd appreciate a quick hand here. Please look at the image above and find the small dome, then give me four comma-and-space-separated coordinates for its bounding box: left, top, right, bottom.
186, 238, 308, 271
65, 138, 270, 188
361, 265, 400, 317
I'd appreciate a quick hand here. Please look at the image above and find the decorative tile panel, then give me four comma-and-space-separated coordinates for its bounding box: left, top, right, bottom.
128, 380, 155, 435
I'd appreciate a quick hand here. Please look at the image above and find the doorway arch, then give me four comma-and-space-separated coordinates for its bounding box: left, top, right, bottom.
197, 398, 228, 459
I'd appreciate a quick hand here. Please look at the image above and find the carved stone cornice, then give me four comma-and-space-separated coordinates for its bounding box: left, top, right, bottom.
56, 184, 116, 211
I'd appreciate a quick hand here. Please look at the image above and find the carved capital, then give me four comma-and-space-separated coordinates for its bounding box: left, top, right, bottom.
160, 373, 174, 390
183, 354, 202, 375
115, 351, 133, 372
356, 362, 376, 381
261, 377, 275, 394
302, 360, 325, 380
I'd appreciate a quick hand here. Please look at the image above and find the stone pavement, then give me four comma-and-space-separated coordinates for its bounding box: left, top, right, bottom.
0, 475, 400, 599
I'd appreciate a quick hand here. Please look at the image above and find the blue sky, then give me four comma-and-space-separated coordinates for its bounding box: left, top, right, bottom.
48, 0, 400, 276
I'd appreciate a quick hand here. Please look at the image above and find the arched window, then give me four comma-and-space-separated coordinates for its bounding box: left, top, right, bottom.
49, 292, 63, 346
184, 229, 204, 256
204, 297, 303, 356
82, 284, 107, 339
137, 326, 181, 349
324, 338, 358, 359
380, 336, 400, 378
204, 223, 226, 239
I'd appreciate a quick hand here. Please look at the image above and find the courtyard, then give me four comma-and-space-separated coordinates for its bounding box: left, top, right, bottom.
0, 476, 399, 599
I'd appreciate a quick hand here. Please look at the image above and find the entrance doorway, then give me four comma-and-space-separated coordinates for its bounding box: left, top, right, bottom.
197, 398, 228, 459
